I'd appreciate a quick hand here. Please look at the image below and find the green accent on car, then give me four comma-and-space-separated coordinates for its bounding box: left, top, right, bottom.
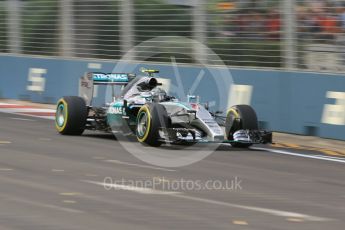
56, 103, 65, 127
107, 101, 125, 127
160, 101, 193, 110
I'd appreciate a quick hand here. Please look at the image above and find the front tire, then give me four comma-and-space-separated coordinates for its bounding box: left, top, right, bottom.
136, 103, 170, 147
225, 105, 258, 148
55, 96, 88, 135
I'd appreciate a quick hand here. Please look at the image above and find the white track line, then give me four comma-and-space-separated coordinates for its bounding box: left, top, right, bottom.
0, 103, 17, 106
0, 103, 55, 119
85, 180, 331, 222
2, 111, 55, 120
84, 180, 181, 195
0, 103, 55, 120
171, 194, 331, 222
0, 108, 55, 113
251, 147, 345, 164
10, 117, 36, 121
314, 155, 345, 161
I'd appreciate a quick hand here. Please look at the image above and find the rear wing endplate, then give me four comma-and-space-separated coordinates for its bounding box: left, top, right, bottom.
79, 72, 136, 106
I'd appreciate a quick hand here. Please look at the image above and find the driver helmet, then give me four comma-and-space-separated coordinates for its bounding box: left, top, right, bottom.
152, 88, 167, 102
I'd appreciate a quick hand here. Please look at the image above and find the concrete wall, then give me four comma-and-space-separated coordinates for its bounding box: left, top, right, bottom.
1, 54, 344, 140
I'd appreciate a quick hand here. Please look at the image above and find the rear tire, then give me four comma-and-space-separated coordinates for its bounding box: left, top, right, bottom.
55, 96, 88, 135
136, 103, 170, 147
225, 105, 258, 148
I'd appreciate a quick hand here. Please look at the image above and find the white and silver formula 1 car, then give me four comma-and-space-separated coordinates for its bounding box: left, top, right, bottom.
55, 69, 272, 147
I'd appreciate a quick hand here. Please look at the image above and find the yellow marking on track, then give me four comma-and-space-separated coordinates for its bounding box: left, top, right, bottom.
52, 169, 65, 172
271, 143, 287, 148
319, 149, 344, 157
334, 149, 345, 156
271, 143, 345, 158
0, 141, 11, 144
281, 143, 302, 148
272, 143, 304, 149
232, 220, 248, 225
63, 200, 76, 204
300, 147, 319, 151
0, 168, 13, 171
287, 218, 304, 222
59, 192, 82, 196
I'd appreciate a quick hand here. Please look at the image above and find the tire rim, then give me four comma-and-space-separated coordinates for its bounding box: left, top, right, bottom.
137, 111, 148, 137
56, 103, 65, 127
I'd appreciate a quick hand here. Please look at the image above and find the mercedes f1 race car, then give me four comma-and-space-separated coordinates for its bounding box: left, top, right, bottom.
55, 68, 272, 147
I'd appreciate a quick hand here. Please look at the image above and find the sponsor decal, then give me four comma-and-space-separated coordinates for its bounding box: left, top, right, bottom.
108, 106, 123, 115
322, 91, 345, 125
27, 68, 47, 92
93, 73, 129, 82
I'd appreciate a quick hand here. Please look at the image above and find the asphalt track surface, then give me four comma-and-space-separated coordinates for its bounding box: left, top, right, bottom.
0, 111, 344, 230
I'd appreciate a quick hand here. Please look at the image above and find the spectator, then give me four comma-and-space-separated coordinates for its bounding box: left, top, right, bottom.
266, 10, 281, 40
246, 11, 265, 39
309, 10, 323, 34
235, 14, 247, 38
318, 12, 338, 41
221, 15, 237, 37
296, 6, 310, 39
336, 7, 345, 65
339, 7, 345, 32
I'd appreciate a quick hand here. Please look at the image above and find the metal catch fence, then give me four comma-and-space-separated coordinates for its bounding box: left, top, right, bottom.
0, 0, 345, 73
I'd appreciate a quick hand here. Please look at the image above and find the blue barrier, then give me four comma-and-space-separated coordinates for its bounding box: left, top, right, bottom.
1, 54, 344, 140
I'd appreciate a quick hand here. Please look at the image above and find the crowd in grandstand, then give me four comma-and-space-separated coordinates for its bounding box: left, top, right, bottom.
297, 4, 343, 42
221, 3, 345, 43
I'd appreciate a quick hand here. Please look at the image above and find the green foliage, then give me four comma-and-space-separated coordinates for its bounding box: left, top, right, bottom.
73, 0, 120, 59
21, 0, 59, 55
208, 38, 282, 67
93, 3, 120, 59
0, 0, 282, 67
0, 3, 7, 52
134, 0, 193, 44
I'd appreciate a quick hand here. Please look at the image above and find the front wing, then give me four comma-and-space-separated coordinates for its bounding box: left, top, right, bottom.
158, 127, 272, 145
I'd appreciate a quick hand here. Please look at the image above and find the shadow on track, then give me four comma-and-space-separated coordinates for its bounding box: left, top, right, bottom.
81, 131, 256, 152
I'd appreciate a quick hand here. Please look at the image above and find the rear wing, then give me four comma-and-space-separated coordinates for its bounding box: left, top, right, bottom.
79, 72, 136, 105
92, 72, 136, 85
